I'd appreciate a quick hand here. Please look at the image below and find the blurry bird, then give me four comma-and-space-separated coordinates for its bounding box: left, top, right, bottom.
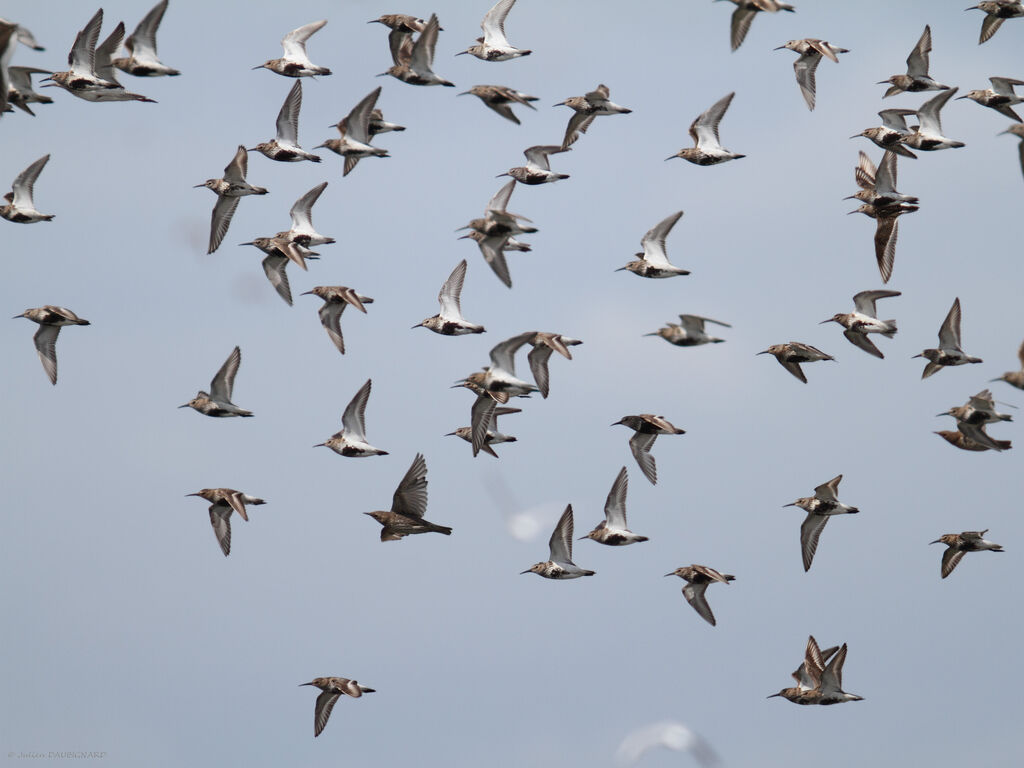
784, 474, 859, 572
879, 25, 950, 97
614, 720, 720, 767
967, 1, 1024, 44
664, 565, 734, 626
991, 338, 1024, 389
186, 488, 265, 557
113, 0, 180, 76
555, 84, 632, 149
821, 289, 900, 358
1, 154, 54, 223
302, 287, 373, 355
7, 67, 54, 116
611, 414, 685, 486
315, 379, 387, 456
414, 260, 485, 335
667, 92, 745, 165
317, 87, 390, 175
930, 530, 1004, 578
617, 211, 690, 278
957, 77, 1024, 121
774, 38, 848, 110
0, 17, 43, 51
254, 20, 330, 77
447, 406, 519, 458
13, 305, 89, 385
646, 315, 730, 346
757, 342, 835, 383
179, 346, 252, 417
1000, 123, 1024, 181
250, 80, 321, 162
915, 297, 982, 378
527, 333, 582, 398
901, 89, 965, 151
581, 467, 648, 546
365, 453, 452, 540
380, 14, 453, 86
458, 0, 531, 60
521, 504, 595, 578
499, 145, 570, 184
717, 0, 795, 52
195, 146, 267, 254
300, 677, 375, 737
852, 108, 918, 158
459, 84, 537, 124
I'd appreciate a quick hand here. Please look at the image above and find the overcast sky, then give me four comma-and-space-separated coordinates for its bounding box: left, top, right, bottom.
2, 1, 1023, 766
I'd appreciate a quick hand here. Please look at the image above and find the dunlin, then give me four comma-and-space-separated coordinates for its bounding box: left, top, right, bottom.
967, 1, 1024, 44
447, 405, 519, 457
521, 504, 595, 578
901, 89, 965, 151
527, 332, 582, 398
302, 287, 373, 355
239, 236, 319, 304
461, 230, 530, 252
852, 108, 919, 158
254, 20, 330, 77
915, 297, 982, 378
365, 453, 452, 541
458, 0, 530, 60
7, 67, 54, 116
180, 346, 252, 417
665, 565, 733, 626
938, 389, 1013, 451
848, 201, 917, 284
317, 87, 390, 175
821, 289, 900, 358
784, 474, 859, 572
846, 150, 918, 208
462, 331, 539, 397
300, 678, 375, 737
612, 414, 685, 486
380, 14, 453, 86
113, 0, 180, 76
315, 379, 387, 457
581, 467, 648, 546
646, 315, 730, 347
957, 77, 1024, 121
413, 260, 486, 336
1, 154, 54, 223
814, 644, 864, 704
250, 80, 321, 163
186, 488, 265, 557
276, 181, 334, 249
991, 338, 1024, 389
554, 84, 632, 149
667, 92, 745, 165
769, 636, 831, 704
499, 145, 570, 184
775, 38, 848, 110
13, 305, 89, 385
718, 0, 795, 52
0, 17, 43, 51
935, 429, 1012, 452
757, 342, 835, 383
1000, 123, 1024, 181
368, 108, 406, 135
196, 146, 268, 254
458, 180, 536, 287
879, 25, 950, 98
930, 530, 1004, 578
617, 211, 690, 278
459, 84, 538, 124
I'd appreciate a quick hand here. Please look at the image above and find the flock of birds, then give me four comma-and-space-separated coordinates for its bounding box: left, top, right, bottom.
3, 0, 1023, 759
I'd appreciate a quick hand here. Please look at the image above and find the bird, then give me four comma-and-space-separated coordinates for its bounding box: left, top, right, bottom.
846, 150, 918, 208
554, 84, 632, 149
521, 504, 595, 579
254, 20, 330, 77
0, 17, 43, 51
0, 20, 16, 116
301, 286, 373, 355
784, 474, 859, 572
581, 467, 648, 546
617, 211, 690, 278
935, 429, 1012, 452
274, 181, 334, 249
314, 379, 387, 457
1000, 123, 1024, 181
957, 77, 1024, 121
852, 109, 919, 159
113, 0, 180, 76
967, 1, 1024, 44
316, 87, 390, 175
380, 14, 453, 86
458, 0, 531, 60
458, 180, 536, 287
7, 67, 55, 116
645, 315, 730, 346
446, 406, 519, 458
821, 290, 900, 358
614, 721, 720, 768
1, 154, 54, 223
991, 338, 1024, 389
664, 565, 734, 626
769, 635, 835, 704
250, 80, 321, 162
239, 237, 319, 305
667, 92, 745, 165
460, 331, 539, 397
13, 305, 89, 385
368, 108, 406, 135
848, 201, 917, 285
45, 17, 156, 103
499, 145, 570, 184
300, 677, 375, 737
195, 146, 267, 254
774, 38, 848, 110
186, 488, 265, 557
611, 414, 685, 486
937, 389, 1013, 451
179, 346, 252, 417
413, 260, 486, 335
527, 333, 582, 398
930, 530, 1004, 578
364, 453, 452, 541
757, 342, 835, 383
814, 643, 864, 704
717, 0, 795, 52
879, 25, 950, 97
901, 88, 965, 151
915, 298, 982, 378
458, 84, 537, 124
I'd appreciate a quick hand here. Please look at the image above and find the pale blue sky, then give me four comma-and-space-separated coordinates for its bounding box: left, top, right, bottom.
2, 1, 1022, 766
